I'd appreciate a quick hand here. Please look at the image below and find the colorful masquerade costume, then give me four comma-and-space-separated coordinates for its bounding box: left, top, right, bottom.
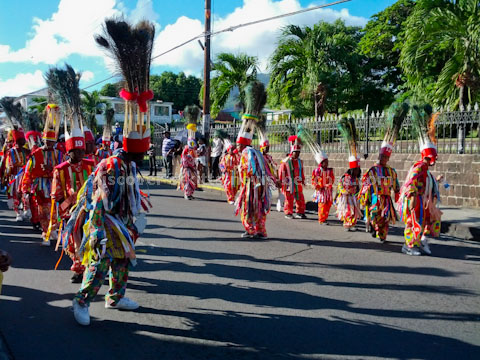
179, 105, 200, 199
22, 146, 64, 234
73, 151, 150, 307
96, 108, 113, 163
359, 103, 407, 241
70, 19, 156, 322
335, 173, 361, 228
279, 155, 306, 216
5, 144, 29, 215
95, 146, 112, 163
397, 105, 442, 255
335, 118, 361, 228
179, 146, 198, 198
312, 166, 335, 223
235, 81, 271, 238
220, 141, 240, 203
235, 146, 273, 236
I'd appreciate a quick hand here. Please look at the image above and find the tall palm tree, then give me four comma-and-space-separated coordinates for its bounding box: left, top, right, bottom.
268, 20, 362, 119
401, 0, 480, 108
81, 90, 107, 132
210, 52, 259, 118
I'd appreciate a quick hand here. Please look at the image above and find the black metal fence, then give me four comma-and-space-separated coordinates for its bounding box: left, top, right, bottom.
154, 105, 480, 155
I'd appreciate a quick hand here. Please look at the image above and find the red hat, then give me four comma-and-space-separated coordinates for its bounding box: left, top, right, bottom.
84, 127, 95, 142
421, 142, 437, 165
348, 155, 360, 169
66, 127, 85, 151
379, 141, 394, 157
12, 128, 25, 142
289, 135, 302, 153
236, 114, 258, 146
123, 131, 150, 153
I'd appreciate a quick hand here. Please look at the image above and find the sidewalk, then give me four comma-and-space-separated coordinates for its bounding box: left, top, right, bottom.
146, 175, 480, 241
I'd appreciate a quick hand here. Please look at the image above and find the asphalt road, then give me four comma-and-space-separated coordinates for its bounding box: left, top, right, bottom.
0, 184, 479, 360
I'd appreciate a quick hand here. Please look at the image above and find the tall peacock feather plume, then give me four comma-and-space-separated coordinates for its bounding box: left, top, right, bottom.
0, 97, 24, 129
95, 18, 155, 153
237, 80, 267, 146
337, 117, 360, 168
411, 104, 438, 164
297, 124, 327, 164
381, 102, 409, 156
45, 64, 86, 150
103, 108, 115, 141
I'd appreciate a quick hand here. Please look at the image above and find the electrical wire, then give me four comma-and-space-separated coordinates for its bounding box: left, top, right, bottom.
11, 0, 351, 104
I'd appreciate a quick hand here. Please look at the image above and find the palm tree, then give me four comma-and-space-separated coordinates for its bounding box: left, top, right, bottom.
400, 0, 480, 108
209, 52, 259, 118
81, 90, 107, 132
268, 20, 362, 119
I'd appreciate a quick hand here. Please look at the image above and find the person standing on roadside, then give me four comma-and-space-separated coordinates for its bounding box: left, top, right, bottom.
162, 130, 175, 178
210, 132, 223, 180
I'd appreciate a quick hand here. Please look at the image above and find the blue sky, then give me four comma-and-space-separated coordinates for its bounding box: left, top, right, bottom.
0, 0, 397, 97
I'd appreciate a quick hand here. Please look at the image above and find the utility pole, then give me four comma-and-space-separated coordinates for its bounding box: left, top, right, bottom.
203, 0, 211, 138
202, 0, 212, 181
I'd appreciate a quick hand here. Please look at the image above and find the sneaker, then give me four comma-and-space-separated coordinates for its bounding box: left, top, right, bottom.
255, 233, 268, 240
344, 227, 351, 232
23, 209, 32, 220
350, 226, 357, 232
105, 297, 139, 311
294, 213, 307, 219
402, 244, 421, 256
70, 273, 83, 283
319, 221, 329, 226
15, 214, 23, 222
72, 299, 90, 326
241, 232, 254, 238
285, 214, 293, 219
228, 201, 235, 205
420, 237, 432, 255
187, 196, 194, 200
41, 239, 51, 247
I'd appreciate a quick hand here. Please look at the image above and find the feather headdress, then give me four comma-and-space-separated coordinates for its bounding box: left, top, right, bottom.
44, 64, 85, 151
411, 104, 438, 165
0, 97, 25, 142
184, 105, 200, 148
256, 116, 270, 151
102, 108, 114, 143
337, 117, 360, 168
381, 102, 409, 156
237, 80, 266, 146
95, 18, 155, 153
297, 124, 327, 164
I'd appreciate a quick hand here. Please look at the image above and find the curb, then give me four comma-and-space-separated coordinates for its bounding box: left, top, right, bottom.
146, 176, 479, 241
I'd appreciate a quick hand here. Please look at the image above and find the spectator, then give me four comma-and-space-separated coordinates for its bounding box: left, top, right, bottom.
210, 134, 223, 180
147, 143, 157, 176
162, 131, 176, 178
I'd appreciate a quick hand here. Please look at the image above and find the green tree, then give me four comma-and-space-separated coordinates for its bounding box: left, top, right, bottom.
359, 0, 415, 92
149, 71, 202, 111
209, 52, 259, 118
99, 82, 121, 97
400, 0, 480, 108
28, 96, 47, 114
269, 20, 386, 118
81, 90, 107, 133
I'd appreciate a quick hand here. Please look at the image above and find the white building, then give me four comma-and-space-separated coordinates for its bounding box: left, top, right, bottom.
95, 96, 173, 126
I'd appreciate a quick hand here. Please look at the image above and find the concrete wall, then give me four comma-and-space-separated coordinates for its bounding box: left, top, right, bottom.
269, 152, 480, 209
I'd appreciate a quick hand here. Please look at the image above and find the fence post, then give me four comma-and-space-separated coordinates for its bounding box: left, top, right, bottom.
364, 105, 370, 159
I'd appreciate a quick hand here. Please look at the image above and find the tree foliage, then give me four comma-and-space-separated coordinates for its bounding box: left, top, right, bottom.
209, 52, 259, 118
81, 90, 107, 133
359, 0, 415, 92
268, 19, 392, 118
149, 72, 202, 112
400, 0, 480, 108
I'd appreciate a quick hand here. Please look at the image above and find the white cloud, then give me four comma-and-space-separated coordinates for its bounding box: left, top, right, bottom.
153, 0, 368, 74
0, 70, 46, 97
0, 0, 160, 65
81, 70, 95, 83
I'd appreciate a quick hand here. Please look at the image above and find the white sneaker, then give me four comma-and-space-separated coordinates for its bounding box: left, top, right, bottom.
41, 239, 51, 246
23, 209, 32, 220
72, 299, 90, 326
350, 226, 357, 232
15, 214, 23, 222
105, 297, 139, 311
420, 237, 432, 255
228, 201, 234, 205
